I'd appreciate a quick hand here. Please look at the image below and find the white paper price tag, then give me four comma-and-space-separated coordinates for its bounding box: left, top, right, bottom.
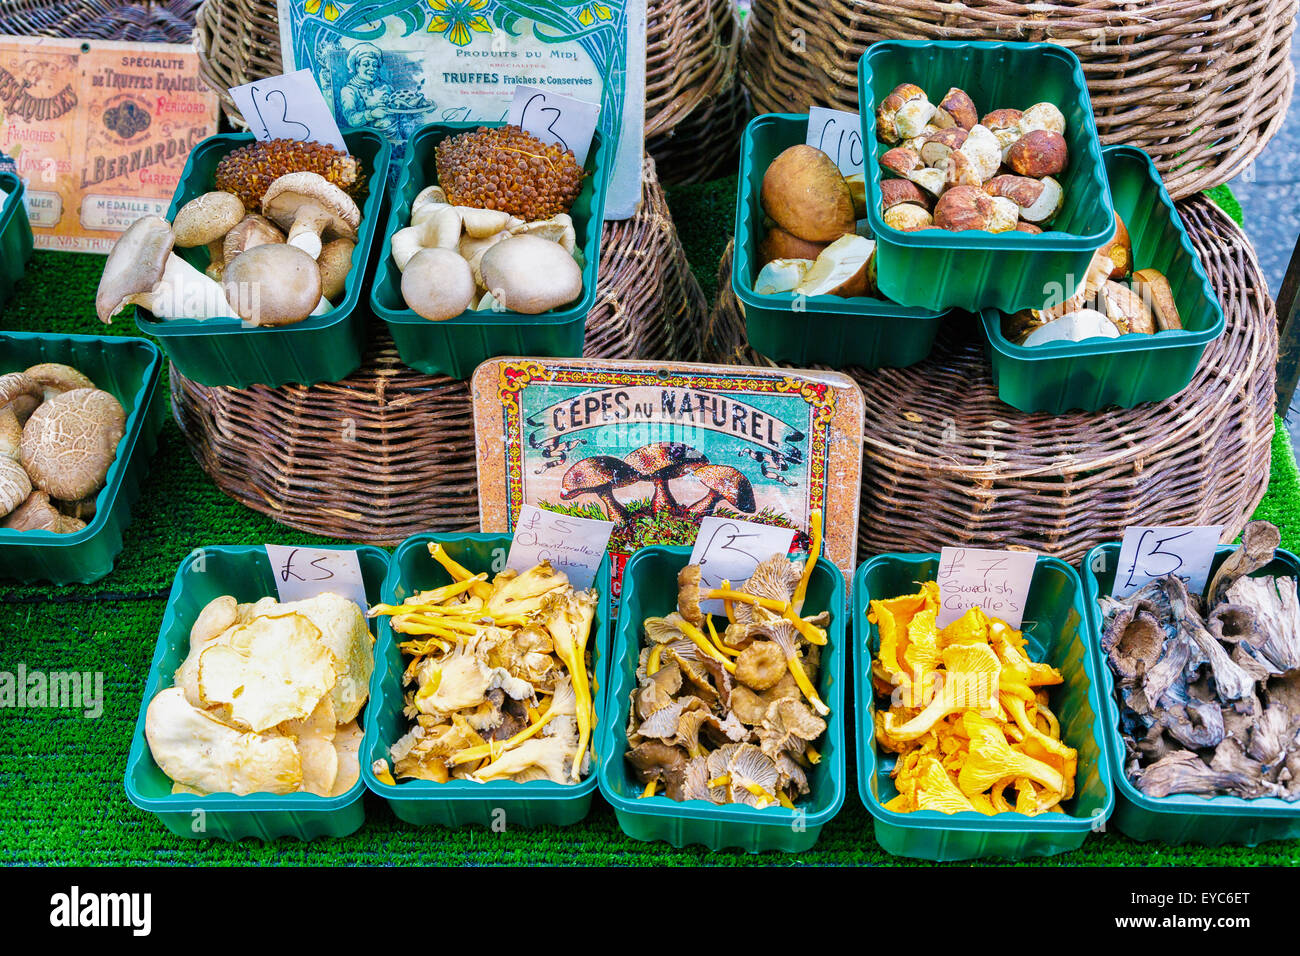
265, 544, 368, 611
806, 106, 864, 176
507, 504, 613, 590
689, 517, 797, 615
1112, 525, 1223, 599
936, 546, 1038, 629
229, 70, 346, 152
508, 86, 600, 166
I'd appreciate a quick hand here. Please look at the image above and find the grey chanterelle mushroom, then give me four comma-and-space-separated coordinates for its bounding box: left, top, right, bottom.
263, 171, 360, 260
623, 443, 710, 516
95, 216, 235, 323
686, 464, 756, 517
20, 388, 126, 501
561, 455, 641, 523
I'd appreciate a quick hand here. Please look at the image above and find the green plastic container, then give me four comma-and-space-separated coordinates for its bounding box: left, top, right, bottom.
1082, 542, 1300, 846
0, 170, 33, 309
124, 544, 388, 841
980, 146, 1227, 413
854, 553, 1114, 861
733, 113, 949, 368
362, 533, 611, 828
597, 546, 847, 853
133, 128, 391, 388
859, 40, 1116, 313
0, 333, 163, 585
370, 123, 609, 380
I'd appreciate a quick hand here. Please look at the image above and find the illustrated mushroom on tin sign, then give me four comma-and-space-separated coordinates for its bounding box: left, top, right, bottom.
560, 455, 641, 524
623, 443, 710, 516
686, 464, 756, 518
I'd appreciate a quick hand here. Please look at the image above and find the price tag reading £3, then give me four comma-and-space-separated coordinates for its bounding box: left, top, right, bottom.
936, 546, 1039, 629
806, 106, 864, 176
229, 70, 346, 152
264, 544, 369, 612
508, 86, 600, 166
690, 517, 797, 616
1112, 525, 1223, 599
506, 504, 614, 591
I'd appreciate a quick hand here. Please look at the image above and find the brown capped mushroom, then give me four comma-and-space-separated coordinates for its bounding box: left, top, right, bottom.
880, 146, 922, 179
877, 83, 935, 143
23, 364, 95, 401
1098, 214, 1134, 281
735, 640, 786, 692
57, 495, 97, 521
623, 443, 709, 516
1133, 269, 1183, 331
20, 388, 125, 501
933, 185, 994, 231
0, 372, 42, 426
0, 457, 32, 518
759, 228, 829, 266
222, 243, 325, 327
262, 172, 361, 260
317, 238, 356, 303
172, 191, 246, 279
918, 127, 968, 168
760, 145, 856, 243
479, 235, 583, 315
1007, 130, 1068, 178
400, 248, 476, 322
934, 88, 978, 130
881, 178, 932, 212
96, 216, 234, 322
1019, 102, 1066, 136
883, 203, 933, 232
0, 408, 20, 461
984, 174, 1063, 225
980, 108, 1024, 157
1100, 279, 1156, 334
686, 464, 756, 518
2, 490, 59, 531
987, 196, 1020, 233
222, 214, 285, 266
559, 455, 641, 523
959, 125, 1003, 183
796, 235, 873, 297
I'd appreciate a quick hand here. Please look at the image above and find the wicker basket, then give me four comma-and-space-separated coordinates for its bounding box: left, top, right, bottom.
172, 156, 709, 544
648, 79, 749, 187
706, 196, 1277, 562
0, 0, 201, 41
740, 0, 1298, 198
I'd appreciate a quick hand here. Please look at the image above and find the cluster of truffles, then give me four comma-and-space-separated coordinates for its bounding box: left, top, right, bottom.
1004, 212, 1184, 346
435, 125, 583, 222
876, 84, 1068, 233
97, 141, 364, 328
0, 365, 125, 534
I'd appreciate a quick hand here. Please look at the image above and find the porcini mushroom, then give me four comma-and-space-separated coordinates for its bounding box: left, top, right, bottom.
795, 234, 874, 297
686, 465, 756, 517
400, 248, 476, 322
222, 243, 325, 327
877, 83, 935, 143
172, 191, 246, 279
1133, 269, 1183, 331
96, 216, 235, 323
623, 443, 709, 516
753, 258, 814, 295
262, 171, 361, 260
0, 457, 32, 518
479, 235, 583, 315
20, 388, 125, 501
559, 455, 641, 523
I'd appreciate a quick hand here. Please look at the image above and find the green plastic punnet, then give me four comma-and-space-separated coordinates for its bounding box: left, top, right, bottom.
370, 123, 609, 380
854, 552, 1114, 861
0, 333, 163, 585
361, 533, 611, 828
733, 113, 948, 368
981, 146, 1227, 413
124, 545, 388, 841
0, 170, 33, 310
1082, 543, 1300, 846
597, 546, 846, 853
133, 128, 392, 389
859, 40, 1116, 313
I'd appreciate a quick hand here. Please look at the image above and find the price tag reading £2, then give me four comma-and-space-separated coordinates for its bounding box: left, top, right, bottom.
936, 547, 1038, 629
508, 86, 600, 166
806, 106, 864, 176
507, 504, 614, 591
690, 517, 797, 616
1112, 525, 1223, 599
265, 544, 369, 612
230, 70, 346, 152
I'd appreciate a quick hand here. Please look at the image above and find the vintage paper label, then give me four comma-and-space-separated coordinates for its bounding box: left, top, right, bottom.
264, 544, 370, 611
936, 546, 1039, 629
0, 36, 219, 253
473, 358, 865, 604
1111, 525, 1223, 599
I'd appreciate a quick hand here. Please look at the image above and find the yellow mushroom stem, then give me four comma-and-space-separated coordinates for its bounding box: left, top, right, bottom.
450, 694, 564, 766
647, 644, 663, 676
677, 618, 737, 674
783, 606, 827, 646
720, 579, 736, 624
398, 637, 450, 656
372, 759, 397, 786
785, 652, 830, 717
706, 616, 740, 658
640, 780, 657, 798
427, 543, 493, 599
392, 621, 467, 642
792, 509, 822, 611
704, 589, 790, 614
777, 792, 796, 810
409, 574, 488, 607
707, 774, 730, 789
394, 614, 481, 635
805, 746, 821, 764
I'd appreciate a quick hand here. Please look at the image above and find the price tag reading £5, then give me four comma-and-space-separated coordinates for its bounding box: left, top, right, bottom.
264, 544, 369, 612
1112, 525, 1223, 599
229, 70, 346, 152
806, 106, 864, 176
506, 504, 614, 591
689, 517, 797, 616
936, 547, 1038, 629
508, 86, 600, 166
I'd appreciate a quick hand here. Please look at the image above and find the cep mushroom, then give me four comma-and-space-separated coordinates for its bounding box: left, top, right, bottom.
401, 248, 476, 322
560, 455, 641, 524
172, 191, 246, 279
686, 465, 756, 518
222, 243, 325, 327
262, 171, 361, 260
623, 443, 709, 516
480, 235, 583, 315
20, 388, 125, 501
96, 216, 235, 323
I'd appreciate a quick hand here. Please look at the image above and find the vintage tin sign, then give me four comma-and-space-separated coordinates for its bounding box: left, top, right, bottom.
0, 36, 219, 253
473, 358, 865, 601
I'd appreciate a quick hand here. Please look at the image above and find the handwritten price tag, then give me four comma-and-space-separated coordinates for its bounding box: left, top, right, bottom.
807, 106, 864, 176
936, 547, 1038, 629
1112, 525, 1223, 599
264, 544, 369, 611
229, 70, 346, 152
508, 86, 600, 166
507, 504, 613, 590
689, 517, 797, 615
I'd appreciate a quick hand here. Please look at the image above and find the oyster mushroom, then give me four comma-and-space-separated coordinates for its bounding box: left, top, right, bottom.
20, 388, 125, 501
96, 216, 235, 322
686, 464, 756, 517
222, 243, 326, 326
391, 204, 462, 271
623, 442, 709, 516
262, 171, 361, 260
0, 457, 32, 518
172, 190, 246, 279
559, 455, 640, 523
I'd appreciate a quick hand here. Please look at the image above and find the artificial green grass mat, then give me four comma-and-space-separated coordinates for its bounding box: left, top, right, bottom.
1, 180, 1295, 866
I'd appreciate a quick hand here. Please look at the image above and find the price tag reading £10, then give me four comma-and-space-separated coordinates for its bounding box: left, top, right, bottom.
1111, 525, 1223, 599
264, 544, 369, 612
806, 106, 865, 176
508, 86, 600, 166
506, 504, 614, 591
935, 546, 1038, 629
229, 70, 347, 152
689, 517, 797, 616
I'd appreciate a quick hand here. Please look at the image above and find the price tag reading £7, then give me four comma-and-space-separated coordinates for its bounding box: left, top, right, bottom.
229, 70, 346, 152
690, 517, 797, 616
1112, 525, 1223, 599
806, 106, 864, 176
264, 544, 369, 612
506, 504, 614, 591
935, 546, 1038, 629
508, 86, 600, 166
